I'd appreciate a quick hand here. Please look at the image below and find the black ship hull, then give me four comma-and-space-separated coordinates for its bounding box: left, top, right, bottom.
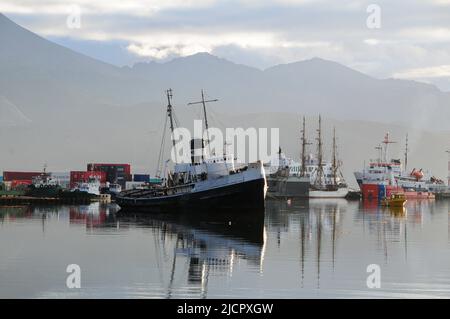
266, 176, 310, 198
116, 178, 266, 213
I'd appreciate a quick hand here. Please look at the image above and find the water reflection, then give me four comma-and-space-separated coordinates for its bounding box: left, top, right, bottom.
0, 198, 449, 298
265, 199, 347, 288
113, 209, 265, 298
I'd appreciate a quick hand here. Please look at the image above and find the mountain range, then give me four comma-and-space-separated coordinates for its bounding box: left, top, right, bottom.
1, 12, 450, 183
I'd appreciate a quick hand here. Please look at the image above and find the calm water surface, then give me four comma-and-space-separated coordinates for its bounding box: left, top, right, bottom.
0, 199, 449, 298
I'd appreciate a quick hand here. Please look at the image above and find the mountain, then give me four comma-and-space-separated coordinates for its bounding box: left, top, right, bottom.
2, 13, 450, 127
1, 13, 450, 181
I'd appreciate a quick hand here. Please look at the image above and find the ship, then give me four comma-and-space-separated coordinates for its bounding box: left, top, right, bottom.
265, 116, 349, 198
26, 166, 61, 198
24, 166, 97, 203
72, 176, 101, 196
264, 147, 310, 198
354, 133, 444, 201
308, 115, 349, 198
116, 89, 267, 212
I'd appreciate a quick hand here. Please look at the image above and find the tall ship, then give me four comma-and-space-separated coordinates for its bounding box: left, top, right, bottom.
265, 116, 349, 198
116, 89, 267, 211
308, 116, 349, 198
354, 133, 444, 200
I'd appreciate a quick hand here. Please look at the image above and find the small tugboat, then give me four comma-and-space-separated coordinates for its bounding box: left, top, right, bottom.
381, 193, 407, 207
74, 176, 101, 196
116, 89, 266, 212
26, 165, 61, 198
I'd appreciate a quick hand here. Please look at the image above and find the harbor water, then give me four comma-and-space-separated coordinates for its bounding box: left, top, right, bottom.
0, 199, 449, 298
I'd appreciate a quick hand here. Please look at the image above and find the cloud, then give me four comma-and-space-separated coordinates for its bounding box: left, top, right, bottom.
0, 0, 217, 15
393, 65, 450, 79
2, 0, 450, 90
125, 31, 331, 59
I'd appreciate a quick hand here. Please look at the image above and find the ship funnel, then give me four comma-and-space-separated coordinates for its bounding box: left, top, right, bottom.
190, 139, 205, 164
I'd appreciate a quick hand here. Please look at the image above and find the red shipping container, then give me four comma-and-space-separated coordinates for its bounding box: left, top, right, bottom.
87, 164, 131, 177
11, 179, 32, 188
3, 171, 42, 181
70, 171, 106, 188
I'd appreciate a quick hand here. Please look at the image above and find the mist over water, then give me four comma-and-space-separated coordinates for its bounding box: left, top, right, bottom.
0, 199, 449, 298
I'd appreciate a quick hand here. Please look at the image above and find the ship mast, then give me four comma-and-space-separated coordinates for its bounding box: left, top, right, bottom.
382, 132, 396, 162
166, 89, 177, 164
332, 127, 337, 186
188, 90, 218, 156
300, 116, 311, 177
404, 133, 409, 172
314, 115, 324, 187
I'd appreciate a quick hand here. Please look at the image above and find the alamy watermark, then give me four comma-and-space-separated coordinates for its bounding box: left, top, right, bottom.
66, 5, 81, 29
171, 120, 280, 165
366, 264, 381, 289
66, 264, 81, 289
366, 4, 381, 29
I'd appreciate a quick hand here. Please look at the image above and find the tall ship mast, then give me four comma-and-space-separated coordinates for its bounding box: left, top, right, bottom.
314, 115, 325, 187
309, 116, 349, 198
300, 116, 310, 177
332, 127, 338, 186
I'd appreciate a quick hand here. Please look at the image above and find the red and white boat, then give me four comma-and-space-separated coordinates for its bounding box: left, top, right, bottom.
354, 133, 444, 201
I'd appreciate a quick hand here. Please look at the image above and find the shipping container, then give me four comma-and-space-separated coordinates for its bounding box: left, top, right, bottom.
70, 171, 106, 189
3, 171, 42, 181
87, 163, 132, 187
133, 174, 150, 182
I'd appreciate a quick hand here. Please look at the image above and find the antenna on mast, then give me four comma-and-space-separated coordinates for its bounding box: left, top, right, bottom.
188, 89, 218, 156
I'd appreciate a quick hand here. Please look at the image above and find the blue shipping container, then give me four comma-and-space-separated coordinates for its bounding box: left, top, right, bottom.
378, 184, 386, 200
133, 174, 150, 182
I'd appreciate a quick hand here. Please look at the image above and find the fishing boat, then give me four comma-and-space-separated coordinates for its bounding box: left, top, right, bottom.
116, 89, 267, 211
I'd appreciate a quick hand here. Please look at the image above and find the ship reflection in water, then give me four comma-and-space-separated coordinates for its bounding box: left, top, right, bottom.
0, 199, 449, 298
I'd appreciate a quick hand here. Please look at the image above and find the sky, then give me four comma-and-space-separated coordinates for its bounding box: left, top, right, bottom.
2, 0, 450, 90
